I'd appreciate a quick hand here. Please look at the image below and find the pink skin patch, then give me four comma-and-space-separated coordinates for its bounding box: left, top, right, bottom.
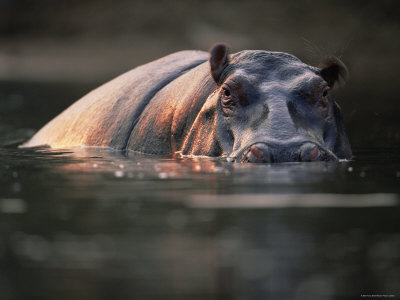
310, 146, 320, 160
250, 145, 265, 160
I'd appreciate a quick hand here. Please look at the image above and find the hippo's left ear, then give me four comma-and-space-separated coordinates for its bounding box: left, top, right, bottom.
209, 43, 230, 84
319, 57, 348, 88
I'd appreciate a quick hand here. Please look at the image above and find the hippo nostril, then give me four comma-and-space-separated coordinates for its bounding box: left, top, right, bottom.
250, 145, 266, 160
300, 143, 321, 162
240, 143, 272, 163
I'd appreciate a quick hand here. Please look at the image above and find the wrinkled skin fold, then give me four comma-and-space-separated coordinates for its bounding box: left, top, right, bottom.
22, 44, 352, 163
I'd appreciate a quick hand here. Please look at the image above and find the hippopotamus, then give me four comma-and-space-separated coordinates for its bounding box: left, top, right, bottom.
21, 44, 352, 162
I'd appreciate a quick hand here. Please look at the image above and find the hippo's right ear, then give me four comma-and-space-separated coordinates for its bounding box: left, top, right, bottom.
209, 43, 230, 84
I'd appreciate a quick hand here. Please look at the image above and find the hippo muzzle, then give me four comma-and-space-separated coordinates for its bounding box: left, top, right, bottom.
232, 141, 338, 163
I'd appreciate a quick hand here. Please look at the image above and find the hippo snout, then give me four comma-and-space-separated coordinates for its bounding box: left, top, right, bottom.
299, 143, 321, 162
236, 142, 338, 163
239, 143, 272, 163
298, 143, 338, 162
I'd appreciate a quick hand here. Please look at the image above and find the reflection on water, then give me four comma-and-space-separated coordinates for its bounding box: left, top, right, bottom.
0, 146, 399, 300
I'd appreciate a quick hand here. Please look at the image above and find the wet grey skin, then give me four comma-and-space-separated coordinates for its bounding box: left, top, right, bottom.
22, 44, 352, 163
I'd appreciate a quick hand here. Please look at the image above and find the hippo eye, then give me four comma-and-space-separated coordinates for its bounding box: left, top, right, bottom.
322, 88, 329, 97
221, 87, 235, 116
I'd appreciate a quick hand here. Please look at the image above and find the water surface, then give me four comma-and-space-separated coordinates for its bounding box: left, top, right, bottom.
0, 146, 399, 300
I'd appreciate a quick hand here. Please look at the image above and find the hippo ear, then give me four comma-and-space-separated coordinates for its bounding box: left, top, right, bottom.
319, 57, 348, 88
209, 43, 230, 84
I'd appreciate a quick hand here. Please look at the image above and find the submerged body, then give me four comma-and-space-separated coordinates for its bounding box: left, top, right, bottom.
22, 44, 352, 162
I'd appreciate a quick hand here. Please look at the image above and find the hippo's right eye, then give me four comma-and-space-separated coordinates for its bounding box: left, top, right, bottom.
221, 87, 236, 116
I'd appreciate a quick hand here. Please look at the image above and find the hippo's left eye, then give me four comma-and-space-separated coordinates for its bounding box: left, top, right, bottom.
223, 89, 231, 97
322, 89, 328, 97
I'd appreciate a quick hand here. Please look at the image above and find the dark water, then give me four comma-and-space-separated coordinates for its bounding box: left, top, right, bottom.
1, 82, 400, 300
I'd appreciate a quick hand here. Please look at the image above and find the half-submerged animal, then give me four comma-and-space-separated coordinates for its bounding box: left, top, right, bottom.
22, 44, 352, 162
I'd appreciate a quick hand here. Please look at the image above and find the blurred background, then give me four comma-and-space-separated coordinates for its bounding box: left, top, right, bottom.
0, 0, 399, 148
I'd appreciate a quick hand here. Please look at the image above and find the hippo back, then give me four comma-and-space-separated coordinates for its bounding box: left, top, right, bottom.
22, 50, 209, 149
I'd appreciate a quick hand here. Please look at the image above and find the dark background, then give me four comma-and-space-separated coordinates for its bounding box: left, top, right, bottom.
0, 0, 399, 148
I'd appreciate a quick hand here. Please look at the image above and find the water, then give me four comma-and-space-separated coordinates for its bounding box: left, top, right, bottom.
0, 81, 399, 300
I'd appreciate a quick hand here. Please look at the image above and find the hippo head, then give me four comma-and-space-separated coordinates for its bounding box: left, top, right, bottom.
182, 44, 352, 162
